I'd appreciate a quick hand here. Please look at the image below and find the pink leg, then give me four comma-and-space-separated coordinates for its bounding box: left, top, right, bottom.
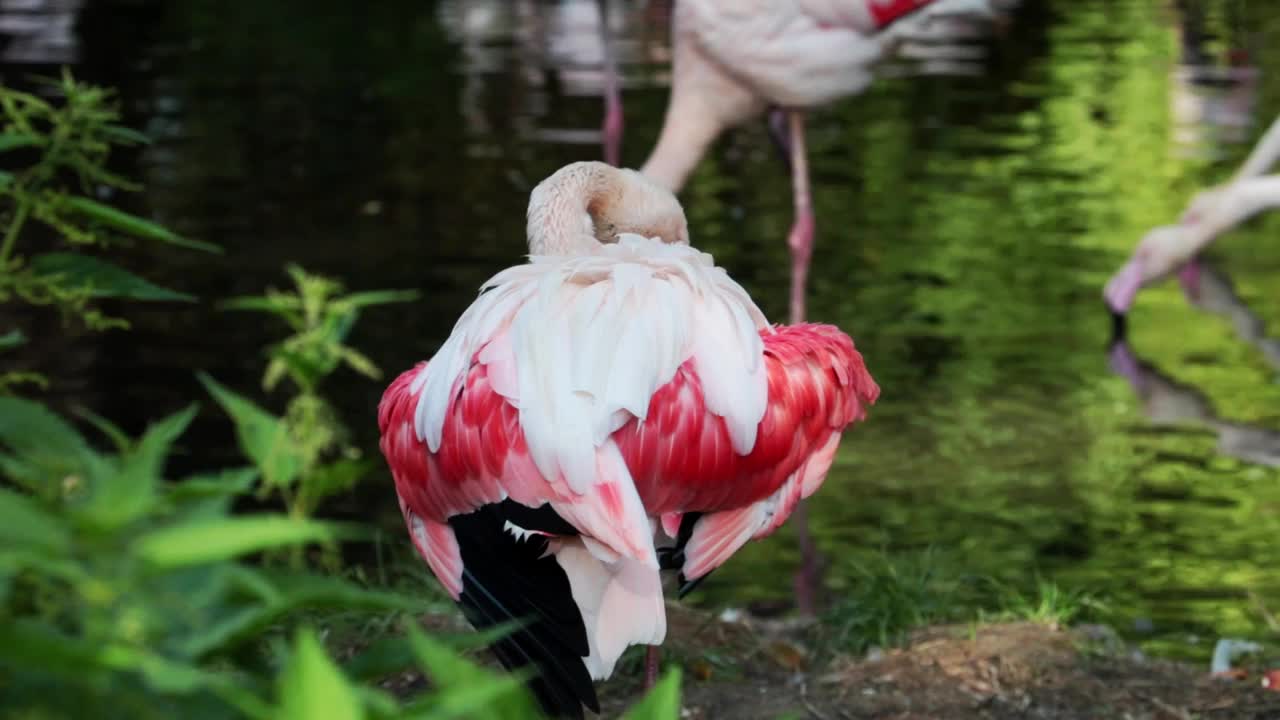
643, 645, 660, 690
784, 110, 822, 616
786, 111, 814, 326
1178, 257, 1203, 300
599, 0, 623, 166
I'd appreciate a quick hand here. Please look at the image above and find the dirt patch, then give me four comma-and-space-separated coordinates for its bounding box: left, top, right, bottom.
372, 603, 1280, 719
593, 605, 1280, 720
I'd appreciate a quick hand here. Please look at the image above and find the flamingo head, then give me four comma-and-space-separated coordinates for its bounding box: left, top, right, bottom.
590, 167, 690, 246
1104, 226, 1191, 314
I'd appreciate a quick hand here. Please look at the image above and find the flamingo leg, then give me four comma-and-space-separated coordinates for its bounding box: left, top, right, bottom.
1178, 257, 1203, 300
786, 110, 814, 325
599, 0, 623, 166
643, 645, 661, 690
784, 110, 822, 616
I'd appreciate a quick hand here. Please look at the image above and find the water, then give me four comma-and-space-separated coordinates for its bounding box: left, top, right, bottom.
5, 0, 1279, 661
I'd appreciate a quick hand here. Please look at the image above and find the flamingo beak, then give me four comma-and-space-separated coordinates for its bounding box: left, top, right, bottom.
1104, 258, 1145, 315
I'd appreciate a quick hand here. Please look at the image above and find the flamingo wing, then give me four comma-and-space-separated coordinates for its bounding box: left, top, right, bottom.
616, 322, 879, 585
380, 361, 603, 718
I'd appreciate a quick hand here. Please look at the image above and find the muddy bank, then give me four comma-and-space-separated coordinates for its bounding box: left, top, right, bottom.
383, 604, 1280, 719
593, 606, 1280, 720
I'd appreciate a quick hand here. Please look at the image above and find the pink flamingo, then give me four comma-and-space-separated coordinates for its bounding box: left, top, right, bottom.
378, 161, 878, 718
623, 0, 1012, 613
1105, 112, 1280, 315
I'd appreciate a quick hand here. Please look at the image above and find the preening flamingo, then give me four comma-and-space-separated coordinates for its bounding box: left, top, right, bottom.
378, 161, 878, 718
1105, 112, 1280, 315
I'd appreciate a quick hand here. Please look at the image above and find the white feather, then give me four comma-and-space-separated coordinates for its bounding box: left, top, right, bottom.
415, 234, 771, 507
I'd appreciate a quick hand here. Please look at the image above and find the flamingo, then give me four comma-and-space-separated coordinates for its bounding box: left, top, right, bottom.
637, 0, 1012, 320
1105, 112, 1280, 315
378, 161, 878, 718
622, 0, 1012, 613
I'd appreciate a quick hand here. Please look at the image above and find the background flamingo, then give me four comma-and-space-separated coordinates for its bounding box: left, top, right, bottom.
378, 161, 878, 718
1105, 112, 1280, 315
607, 0, 1014, 613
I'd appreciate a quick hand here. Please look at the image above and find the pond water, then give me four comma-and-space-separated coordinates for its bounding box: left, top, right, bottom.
6, 0, 1279, 661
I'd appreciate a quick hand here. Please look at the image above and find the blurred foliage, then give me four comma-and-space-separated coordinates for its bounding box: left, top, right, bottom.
0, 395, 400, 718
0, 396, 684, 718
0, 70, 217, 391
201, 266, 416, 525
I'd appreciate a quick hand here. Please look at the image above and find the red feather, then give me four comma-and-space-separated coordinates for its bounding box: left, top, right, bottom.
379, 322, 877, 528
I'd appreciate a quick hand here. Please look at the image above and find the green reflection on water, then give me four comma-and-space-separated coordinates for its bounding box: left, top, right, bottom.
54, 0, 1280, 660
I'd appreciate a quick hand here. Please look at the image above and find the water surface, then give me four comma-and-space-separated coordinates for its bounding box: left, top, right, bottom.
5, 0, 1279, 660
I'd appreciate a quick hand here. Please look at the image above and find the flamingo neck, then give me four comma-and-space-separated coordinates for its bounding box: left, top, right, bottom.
526, 161, 690, 256
1233, 114, 1280, 181
638, 11, 759, 193
639, 91, 727, 193
1193, 176, 1280, 246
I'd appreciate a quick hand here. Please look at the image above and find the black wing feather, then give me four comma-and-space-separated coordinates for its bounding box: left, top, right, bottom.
449, 500, 600, 719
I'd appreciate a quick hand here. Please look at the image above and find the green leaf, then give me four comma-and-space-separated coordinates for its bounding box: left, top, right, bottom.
621, 669, 682, 720
339, 290, 419, 309
0, 488, 70, 555
0, 396, 102, 497
0, 619, 110, 684
74, 406, 133, 452
0, 329, 26, 350
302, 458, 371, 505
0, 132, 40, 152
169, 467, 259, 502
181, 570, 425, 659
404, 625, 539, 718
59, 195, 221, 253
166, 466, 261, 520
0, 620, 273, 719
337, 347, 381, 380
342, 637, 418, 684
103, 124, 152, 145
81, 405, 198, 529
0, 170, 12, 188
30, 252, 195, 302
219, 296, 304, 314
278, 628, 365, 720
133, 516, 357, 569
197, 373, 303, 490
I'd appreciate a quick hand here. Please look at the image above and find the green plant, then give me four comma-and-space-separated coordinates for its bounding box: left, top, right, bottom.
0, 396, 688, 720
982, 576, 1105, 627
0, 396, 415, 718
201, 265, 415, 523
822, 548, 972, 654
0, 70, 216, 391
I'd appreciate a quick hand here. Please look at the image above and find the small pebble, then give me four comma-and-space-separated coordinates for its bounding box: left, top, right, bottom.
718, 607, 743, 623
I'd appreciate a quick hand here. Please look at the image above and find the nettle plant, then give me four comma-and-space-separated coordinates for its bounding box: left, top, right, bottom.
0, 69, 217, 391
201, 264, 417, 523
0, 394, 685, 720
